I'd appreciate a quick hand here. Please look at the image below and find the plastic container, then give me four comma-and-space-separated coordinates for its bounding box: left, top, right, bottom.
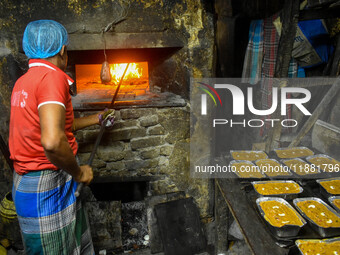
0, 192, 17, 225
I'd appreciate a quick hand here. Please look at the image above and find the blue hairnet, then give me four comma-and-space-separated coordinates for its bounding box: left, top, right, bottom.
23, 20, 69, 59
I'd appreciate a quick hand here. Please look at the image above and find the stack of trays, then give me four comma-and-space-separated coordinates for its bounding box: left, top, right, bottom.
231, 147, 340, 253
251, 180, 340, 243
229, 147, 339, 179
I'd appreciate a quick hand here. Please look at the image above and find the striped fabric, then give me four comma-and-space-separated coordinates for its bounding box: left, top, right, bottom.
260, 13, 279, 136
241, 19, 264, 85
12, 170, 94, 255
260, 13, 305, 136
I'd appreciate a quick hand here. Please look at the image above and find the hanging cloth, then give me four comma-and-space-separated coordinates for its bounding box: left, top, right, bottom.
241, 19, 264, 85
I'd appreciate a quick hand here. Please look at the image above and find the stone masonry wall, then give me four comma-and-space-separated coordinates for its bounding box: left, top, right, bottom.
75, 105, 209, 216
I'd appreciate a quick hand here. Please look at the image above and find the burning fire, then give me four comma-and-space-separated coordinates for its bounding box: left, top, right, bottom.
110, 63, 142, 83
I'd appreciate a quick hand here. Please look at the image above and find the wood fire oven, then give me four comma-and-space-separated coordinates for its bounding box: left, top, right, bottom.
66, 33, 186, 110
64, 32, 194, 252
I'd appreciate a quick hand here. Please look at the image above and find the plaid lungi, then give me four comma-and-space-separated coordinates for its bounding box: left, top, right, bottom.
260, 13, 303, 136
241, 19, 264, 85
12, 170, 94, 255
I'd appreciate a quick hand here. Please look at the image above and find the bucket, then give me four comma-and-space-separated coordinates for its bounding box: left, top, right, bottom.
0, 192, 16, 225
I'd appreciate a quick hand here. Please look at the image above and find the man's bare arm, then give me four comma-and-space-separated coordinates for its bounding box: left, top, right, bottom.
72, 109, 115, 131
39, 104, 93, 184
72, 113, 100, 131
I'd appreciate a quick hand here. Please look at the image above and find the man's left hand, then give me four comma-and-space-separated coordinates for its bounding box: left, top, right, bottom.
98, 108, 115, 129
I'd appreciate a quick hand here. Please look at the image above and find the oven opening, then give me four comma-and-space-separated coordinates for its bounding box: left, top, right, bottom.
75, 61, 149, 103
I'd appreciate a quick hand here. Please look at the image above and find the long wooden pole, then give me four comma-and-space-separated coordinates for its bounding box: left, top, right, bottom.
289, 76, 340, 147
75, 63, 130, 197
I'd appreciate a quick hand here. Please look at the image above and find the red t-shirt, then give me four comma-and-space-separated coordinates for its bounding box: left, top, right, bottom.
9, 59, 78, 175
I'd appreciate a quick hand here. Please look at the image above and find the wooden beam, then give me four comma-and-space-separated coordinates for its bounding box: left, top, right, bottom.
269, 77, 335, 88
274, 0, 300, 78
299, 5, 340, 21
215, 0, 235, 77
214, 180, 229, 254
266, 0, 300, 152
68, 32, 183, 50
289, 76, 340, 147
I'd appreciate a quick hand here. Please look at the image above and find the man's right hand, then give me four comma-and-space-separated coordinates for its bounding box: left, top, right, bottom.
75, 165, 93, 185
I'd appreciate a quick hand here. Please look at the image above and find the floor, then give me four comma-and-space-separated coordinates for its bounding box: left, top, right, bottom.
110, 241, 251, 255
226, 241, 252, 255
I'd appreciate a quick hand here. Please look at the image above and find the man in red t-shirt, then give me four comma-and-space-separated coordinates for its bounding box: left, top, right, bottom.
9, 20, 111, 255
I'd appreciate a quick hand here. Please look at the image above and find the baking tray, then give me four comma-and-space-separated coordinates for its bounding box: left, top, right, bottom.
274, 147, 314, 159
295, 236, 340, 255
229, 160, 267, 179
328, 196, 340, 213
306, 154, 340, 178
316, 177, 340, 197
254, 158, 293, 179
244, 183, 320, 243
281, 158, 323, 179
293, 197, 340, 238
230, 150, 268, 161
256, 197, 307, 238
251, 180, 303, 200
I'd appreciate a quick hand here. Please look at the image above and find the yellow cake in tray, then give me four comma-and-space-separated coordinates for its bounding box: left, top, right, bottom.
231, 151, 267, 161
283, 159, 319, 176
230, 161, 265, 178
319, 180, 340, 195
253, 182, 301, 196
308, 156, 340, 172
295, 200, 340, 228
275, 147, 314, 159
296, 239, 340, 255
259, 200, 304, 227
255, 159, 291, 177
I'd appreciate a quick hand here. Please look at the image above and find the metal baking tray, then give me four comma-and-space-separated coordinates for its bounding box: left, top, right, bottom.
293, 197, 340, 238
229, 160, 266, 179
329, 196, 340, 213
316, 177, 340, 197
281, 158, 321, 178
274, 147, 314, 159
306, 154, 340, 173
230, 150, 268, 161
254, 158, 293, 179
251, 180, 303, 200
256, 197, 306, 238
296, 236, 340, 255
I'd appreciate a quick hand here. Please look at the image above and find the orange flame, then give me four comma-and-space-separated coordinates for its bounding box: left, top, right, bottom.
110, 63, 142, 83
